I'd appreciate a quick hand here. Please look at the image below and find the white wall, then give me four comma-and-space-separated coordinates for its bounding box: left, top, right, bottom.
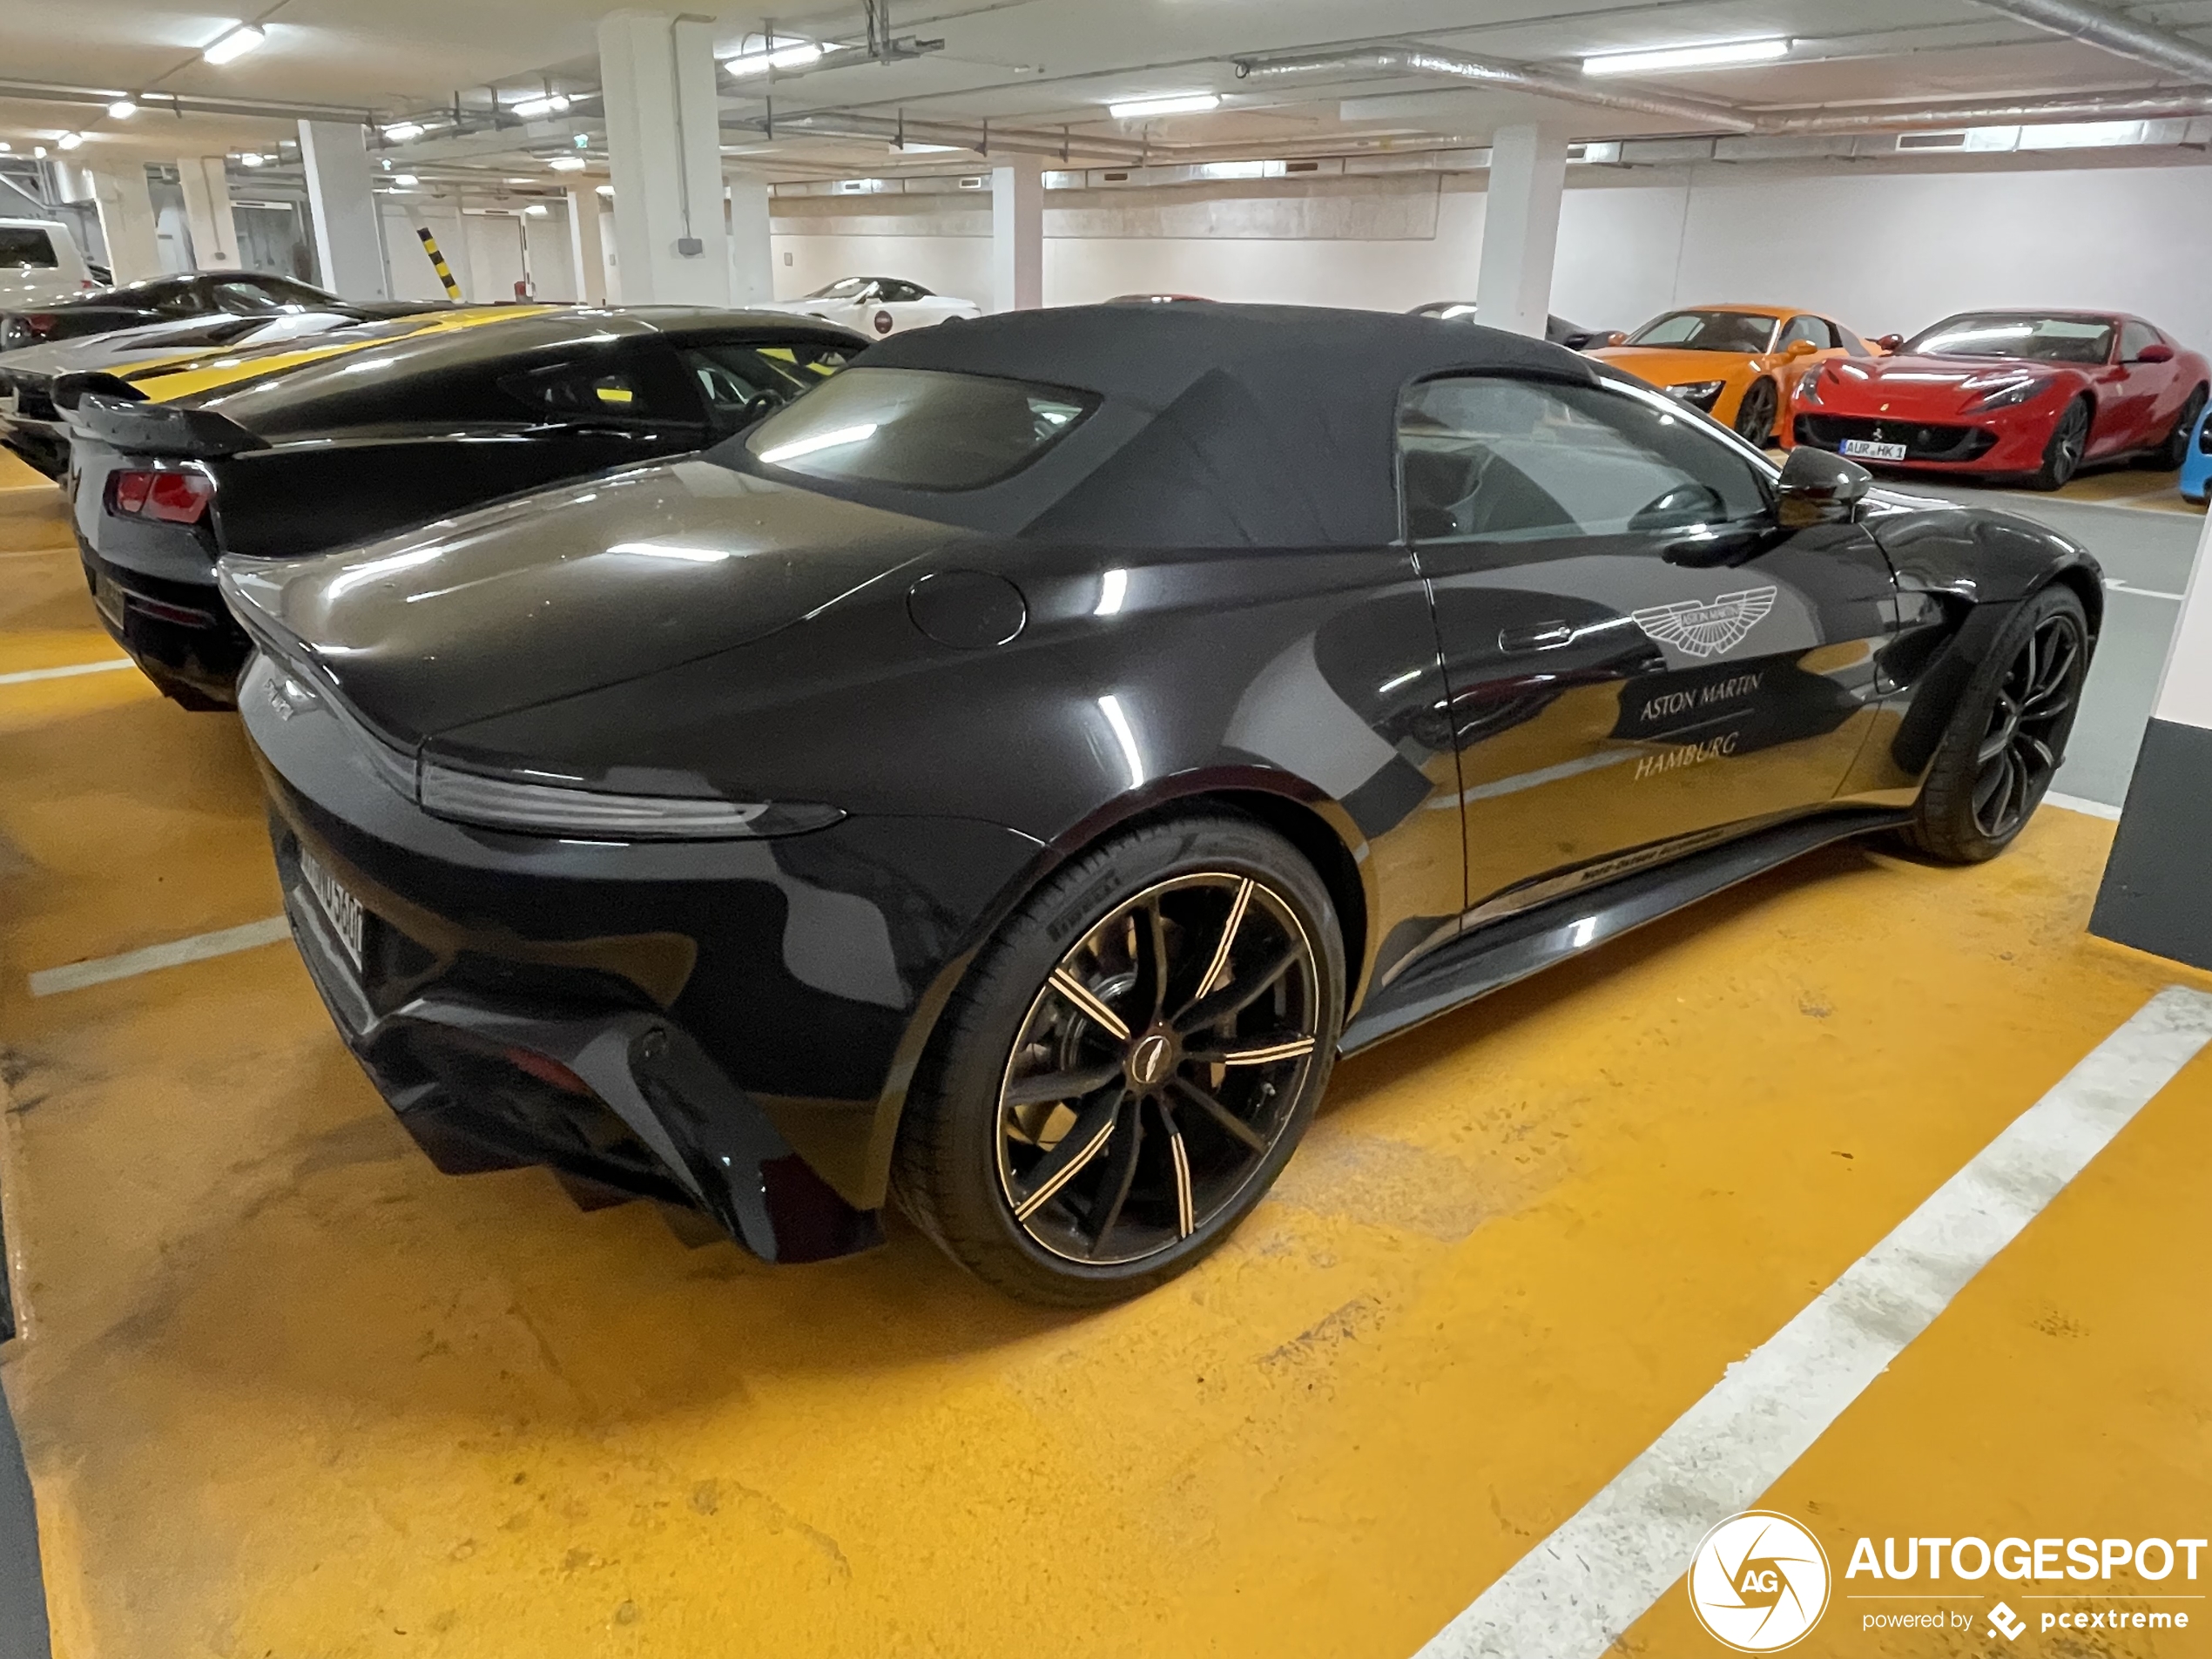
768, 156, 2212, 350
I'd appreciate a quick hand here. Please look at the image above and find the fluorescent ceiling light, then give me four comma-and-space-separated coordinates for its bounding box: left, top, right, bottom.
890, 141, 964, 153
1108, 92, 1220, 119
57, 132, 83, 151
393, 173, 418, 185
382, 120, 426, 142
239, 152, 266, 166
32, 145, 46, 158
595, 183, 614, 196
549, 155, 587, 171
107, 99, 137, 119
201, 23, 266, 64
511, 93, 570, 118
523, 203, 550, 216
1583, 37, 1787, 76
724, 40, 824, 76
0, 143, 10, 154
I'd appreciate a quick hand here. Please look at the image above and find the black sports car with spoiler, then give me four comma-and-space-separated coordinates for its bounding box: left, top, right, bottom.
65, 305, 864, 706
0, 268, 343, 351
220, 304, 2099, 1304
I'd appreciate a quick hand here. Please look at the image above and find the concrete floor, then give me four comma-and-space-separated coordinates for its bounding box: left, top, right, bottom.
3, 451, 2209, 1657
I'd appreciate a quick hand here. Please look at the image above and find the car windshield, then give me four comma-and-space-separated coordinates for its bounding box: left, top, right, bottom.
0, 226, 58, 268
805, 278, 873, 300
744, 367, 1092, 491
1624, 310, 1779, 354
1904, 314, 2116, 364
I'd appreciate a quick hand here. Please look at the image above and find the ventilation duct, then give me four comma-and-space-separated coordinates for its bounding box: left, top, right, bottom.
1968, 0, 2212, 85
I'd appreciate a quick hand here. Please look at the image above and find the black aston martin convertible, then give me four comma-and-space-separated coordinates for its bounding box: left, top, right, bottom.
220, 305, 2098, 1304
67, 305, 865, 706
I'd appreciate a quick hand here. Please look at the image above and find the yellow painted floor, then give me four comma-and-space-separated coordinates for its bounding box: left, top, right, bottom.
3, 456, 2209, 1658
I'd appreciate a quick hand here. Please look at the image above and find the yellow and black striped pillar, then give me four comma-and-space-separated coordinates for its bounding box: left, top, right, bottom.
415, 226, 462, 300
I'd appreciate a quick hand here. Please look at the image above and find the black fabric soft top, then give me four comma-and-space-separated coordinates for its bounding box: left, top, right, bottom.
853, 303, 1596, 547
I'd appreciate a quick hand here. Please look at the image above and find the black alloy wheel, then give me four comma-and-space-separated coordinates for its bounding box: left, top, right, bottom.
2032, 397, 2092, 490
894, 813, 1342, 1305
2151, 384, 2208, 472
1733, 376, 1779, 445
1967, 606, 2086, 840
1902, 584, 2089, 864
995, 873, 1320, 1265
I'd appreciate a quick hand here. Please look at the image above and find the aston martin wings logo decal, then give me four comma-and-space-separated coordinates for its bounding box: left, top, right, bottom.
1630, 585, 1778, 658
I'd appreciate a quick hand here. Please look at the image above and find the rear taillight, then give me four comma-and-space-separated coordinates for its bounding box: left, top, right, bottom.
105, 469, 213, 525
24, 314, 56, 338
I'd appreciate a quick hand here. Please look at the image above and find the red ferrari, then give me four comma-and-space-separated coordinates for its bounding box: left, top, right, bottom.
1789, 310, 2209, 490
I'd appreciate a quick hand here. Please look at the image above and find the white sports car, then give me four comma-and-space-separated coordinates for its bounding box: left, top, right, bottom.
765, 277, 981, 337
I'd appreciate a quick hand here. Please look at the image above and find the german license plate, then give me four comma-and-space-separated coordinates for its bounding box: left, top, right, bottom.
298, 846, 365, 970
91, 571, 126, 631
1841, 438, 1908, 462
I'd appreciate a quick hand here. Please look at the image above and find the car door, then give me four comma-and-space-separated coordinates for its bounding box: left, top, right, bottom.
2107, 320, 2174, 452
1400, 373, 1898, 915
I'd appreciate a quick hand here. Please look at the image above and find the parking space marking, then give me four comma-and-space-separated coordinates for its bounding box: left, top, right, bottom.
2042, 792, 2122, 820
1413, 985, 2212, 1659
2103, 578, 2187, 602
0, 659, 134, 688
28, 916, 291, 997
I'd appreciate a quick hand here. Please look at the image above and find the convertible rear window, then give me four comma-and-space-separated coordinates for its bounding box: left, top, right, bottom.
0, 226, 57, 268
1625, 310, 1779, 354
744, 367, 1091, 490
1906, 314, 2115, 364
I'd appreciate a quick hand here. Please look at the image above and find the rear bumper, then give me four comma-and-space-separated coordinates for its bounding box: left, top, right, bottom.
77, 536, 250, 705
274, 821, 884, 1264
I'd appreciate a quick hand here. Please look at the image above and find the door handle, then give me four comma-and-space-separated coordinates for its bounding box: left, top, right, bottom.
1499, 621, 1575, 654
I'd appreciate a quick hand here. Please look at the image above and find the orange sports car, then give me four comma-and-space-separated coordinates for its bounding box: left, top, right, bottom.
1588, 304, 1885, 444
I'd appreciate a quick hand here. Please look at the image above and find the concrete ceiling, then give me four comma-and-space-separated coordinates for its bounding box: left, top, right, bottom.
6, 0, 2212, 185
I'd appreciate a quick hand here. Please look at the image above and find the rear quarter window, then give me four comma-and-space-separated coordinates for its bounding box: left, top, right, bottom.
0, 227, 58, 268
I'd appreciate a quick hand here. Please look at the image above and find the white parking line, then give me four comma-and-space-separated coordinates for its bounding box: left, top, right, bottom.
2043, 792, 2123, 821
27, 915, 291, 997
1413, 985, 2212, 1659
0, 659, 133, 688
2103, 578, 2187, 603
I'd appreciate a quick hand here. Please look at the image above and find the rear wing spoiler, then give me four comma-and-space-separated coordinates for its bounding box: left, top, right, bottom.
62, 384, 267, 458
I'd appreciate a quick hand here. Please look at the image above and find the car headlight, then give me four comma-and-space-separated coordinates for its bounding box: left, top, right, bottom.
1967, 377, 2051, 412
418, 757, 842, 840
1668, 380, 1726, 411
1795, 368, 1824, 403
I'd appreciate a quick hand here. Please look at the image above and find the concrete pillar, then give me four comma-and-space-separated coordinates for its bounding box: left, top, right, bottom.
989, 153, 1045, 313
566, 186, 609, 304
597, 10, 730, 305
725, 174, 774, 307
1474, 124, 1569, 339
298, 120, 390, 298
2090, 511, 2212, 968
176, 155, 240, 270
86, 163, 162, 284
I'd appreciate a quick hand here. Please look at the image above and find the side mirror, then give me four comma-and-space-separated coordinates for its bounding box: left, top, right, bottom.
1875, 334, 1905, 354
1603, 330, 1629, 347
2136, 341, 2175, 364
1784, 338, 1818, 359
1776, 446, 1873, 527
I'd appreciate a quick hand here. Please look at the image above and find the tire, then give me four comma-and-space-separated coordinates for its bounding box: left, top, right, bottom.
1899, 584, 2089, 865
893, 811, 1345, 1305
2028, 397, 2092, 491
1732, 376, 1779, 445
2148, 384, 2208, 472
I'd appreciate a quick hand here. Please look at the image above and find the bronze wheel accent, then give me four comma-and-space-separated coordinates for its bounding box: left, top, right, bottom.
995, 872, 1320, 1265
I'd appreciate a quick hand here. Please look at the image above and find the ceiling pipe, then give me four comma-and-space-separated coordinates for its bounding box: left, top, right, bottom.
1761, 85, 2212, 133
0, 78, 376, 125
1968, 0, 2212, 84
736, 111, 1153, 161
1231, 44, 1757, 133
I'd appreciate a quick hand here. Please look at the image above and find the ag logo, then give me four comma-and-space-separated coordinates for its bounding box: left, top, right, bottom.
1633, 586, 1778, 659
1687, 1510, 1831, 1651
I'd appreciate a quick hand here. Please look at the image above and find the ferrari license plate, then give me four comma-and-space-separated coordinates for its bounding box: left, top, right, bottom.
1842, 438, 1909, 462
298, 846, 366, 969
